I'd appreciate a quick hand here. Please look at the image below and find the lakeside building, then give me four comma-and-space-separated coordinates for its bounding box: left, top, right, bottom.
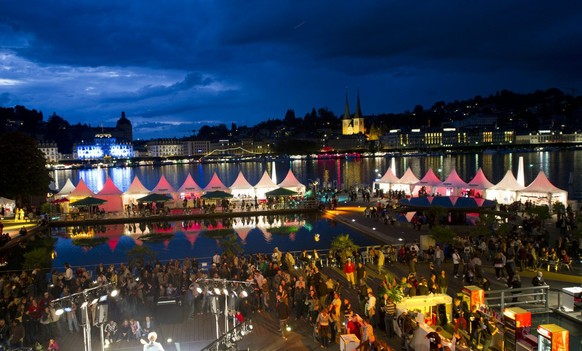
74, 134, 134, 159
146, 138, 185, 157
341, 90, 365, 136
38, 142, 61, 163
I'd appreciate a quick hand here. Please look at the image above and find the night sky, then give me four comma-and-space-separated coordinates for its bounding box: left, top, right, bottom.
1, 1, 581, 139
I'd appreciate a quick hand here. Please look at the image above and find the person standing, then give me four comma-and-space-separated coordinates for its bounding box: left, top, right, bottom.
480, 318, 498, 351
425, 326, 442, 351
452, 248, 461, 278
381, 295, 396, 338
356, 262, 367, 287
437, 270, 448, 294
344, 258, 356, 289
365, 288, 377, 328
532, 271, 547, 301
275, 293, 290, 340
377, 249, 385, 274
434, 245, 443, 272
316, 307, 333, 348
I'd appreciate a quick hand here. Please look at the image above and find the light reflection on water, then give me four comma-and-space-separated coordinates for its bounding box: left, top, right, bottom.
51, 214, 378, 269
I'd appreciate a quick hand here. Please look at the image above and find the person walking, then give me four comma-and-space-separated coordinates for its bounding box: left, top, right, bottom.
452, 249, 461, 278
275, 293, 290, 340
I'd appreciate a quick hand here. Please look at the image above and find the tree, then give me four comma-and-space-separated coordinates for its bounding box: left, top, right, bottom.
430, 225, 456, 246
0, 132, 52, 206
330, 234, 359, 265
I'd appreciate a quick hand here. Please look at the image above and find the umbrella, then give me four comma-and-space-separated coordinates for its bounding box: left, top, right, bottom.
265, 188, 298, 197
70, 197, 107, 207
137, 193, 172, 203
201, 190, 233, 199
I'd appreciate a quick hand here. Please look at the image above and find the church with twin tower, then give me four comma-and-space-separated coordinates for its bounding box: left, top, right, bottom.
341, 89, 365, 135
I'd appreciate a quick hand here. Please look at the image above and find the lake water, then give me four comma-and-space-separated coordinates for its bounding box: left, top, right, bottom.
50, 149, 582, 200
50, 214, 378, 269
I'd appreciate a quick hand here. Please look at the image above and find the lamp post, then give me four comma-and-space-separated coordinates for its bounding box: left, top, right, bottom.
52, 282, 118, 351
196, 278, 254, 341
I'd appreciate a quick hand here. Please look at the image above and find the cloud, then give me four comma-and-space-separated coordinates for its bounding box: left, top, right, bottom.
0, 0, 581, 139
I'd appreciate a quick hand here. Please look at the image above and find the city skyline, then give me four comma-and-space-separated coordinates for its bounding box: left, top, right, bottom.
1, 1, 581, 139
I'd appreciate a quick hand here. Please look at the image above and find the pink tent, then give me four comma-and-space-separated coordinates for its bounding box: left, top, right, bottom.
440, 169, 468, 196
467, 168, 494, 190
415, 168, 441, 195
203, 172, 229, 192
152, 175, 175, 194
97, 177, 123, 213
68, 178, 95, 198
178, 174, 202, 205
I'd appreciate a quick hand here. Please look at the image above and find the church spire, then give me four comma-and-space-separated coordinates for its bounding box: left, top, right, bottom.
343, 87, 351, 120
355, 89, 363, 119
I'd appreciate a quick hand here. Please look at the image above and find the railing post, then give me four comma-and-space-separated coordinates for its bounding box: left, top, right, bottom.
545, 286, 549, 311
500, 291, 505, 312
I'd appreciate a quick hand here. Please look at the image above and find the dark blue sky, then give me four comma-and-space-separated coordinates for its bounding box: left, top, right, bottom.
1, 1, 581, 139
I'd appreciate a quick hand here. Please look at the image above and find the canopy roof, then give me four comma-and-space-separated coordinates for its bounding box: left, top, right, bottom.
397, 167, 420, 185
416, 168, 442, 187
152, 175, 175, 194
441, 169, 468, 188
125, 176, 150, 194
265, 188, 298, 197
467, 168, 494, 189
377, 167, 399, 184
56, 178, 76, 196
178, 174, 202, 193
254, 170, 278, 189
489, 170, 525, 191
201, 190, 233, 199
229, 171, 253, 190
97, 177, 123, 195
70, 196, 107, 206
137, 193, 172, 203
203, 172, 228, 192
69, 179, 95, 197
278, 169, 305, 188
520, 171, 566, 194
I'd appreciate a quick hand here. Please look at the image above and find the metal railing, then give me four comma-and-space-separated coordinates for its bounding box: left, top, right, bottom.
485, 285, 551, 314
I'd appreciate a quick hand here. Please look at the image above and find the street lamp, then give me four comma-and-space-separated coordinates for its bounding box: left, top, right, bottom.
52, 282, 118, 351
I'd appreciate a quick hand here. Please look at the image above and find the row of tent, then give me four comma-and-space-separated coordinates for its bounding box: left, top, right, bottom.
53, 170, 306, 213
374, 167, 568, 206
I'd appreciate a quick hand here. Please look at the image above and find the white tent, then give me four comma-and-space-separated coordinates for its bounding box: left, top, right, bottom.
374, 167, 399, 192
486, 170, 525, 205
254, 171, 279, 200
516, 171, 568, 207
56, 178, 76, 197
229, 171, 255, 199
393, 167, 420, 194
278, 169, 306, 194
123, 176, 150, 206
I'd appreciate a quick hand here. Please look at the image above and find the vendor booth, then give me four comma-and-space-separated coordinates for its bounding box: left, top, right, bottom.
537, 324, 569, 351
395, 294, 454, 351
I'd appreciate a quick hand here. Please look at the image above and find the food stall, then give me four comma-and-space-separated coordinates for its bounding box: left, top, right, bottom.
503, 307, 532, 351
537, 324, 569, 351
462, 285, 485, 311
559, 287, 582, 312
395, 294, 454, 351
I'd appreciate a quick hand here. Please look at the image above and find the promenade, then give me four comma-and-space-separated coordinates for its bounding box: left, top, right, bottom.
0, 201, 580, 351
